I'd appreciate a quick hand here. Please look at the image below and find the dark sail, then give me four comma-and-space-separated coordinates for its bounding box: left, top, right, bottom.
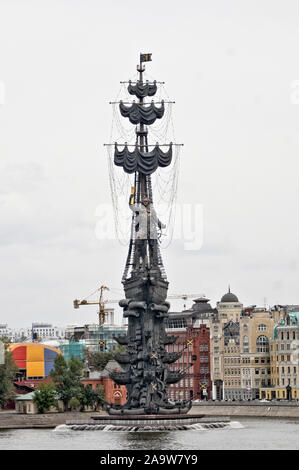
114, 143, 172, 175
128, 80, 157, 99
119, 101, 164, 125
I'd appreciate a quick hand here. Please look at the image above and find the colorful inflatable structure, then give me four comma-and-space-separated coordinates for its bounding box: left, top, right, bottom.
9, 343, 61, 379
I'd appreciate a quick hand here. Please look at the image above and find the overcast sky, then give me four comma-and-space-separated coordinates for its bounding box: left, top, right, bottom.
1, 0, 299, 328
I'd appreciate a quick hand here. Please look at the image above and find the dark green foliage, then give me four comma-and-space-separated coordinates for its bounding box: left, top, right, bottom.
0, 336, 11, 344
50, 355, 84, 411
84, 345, 126, 371
0, 346, 18, 408
84, 349, 113, 371
69, 397, 80, 411
78, 384, 105, 411
33, 383, 58, 414
93, 384, 105, 411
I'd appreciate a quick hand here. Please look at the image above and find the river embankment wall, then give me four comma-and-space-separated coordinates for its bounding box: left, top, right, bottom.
190, 402, 299, 418
1, 403, 299, 429
0, 411, 96, 429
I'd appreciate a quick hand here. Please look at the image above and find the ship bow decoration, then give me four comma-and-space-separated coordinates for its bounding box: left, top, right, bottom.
119, 101, 165, 125
128, 80, 157, 99
114, 143, 172, 175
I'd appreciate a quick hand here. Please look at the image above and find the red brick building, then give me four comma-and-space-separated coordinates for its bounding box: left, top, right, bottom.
166, 297, 214, 401
81, 360, 127, 406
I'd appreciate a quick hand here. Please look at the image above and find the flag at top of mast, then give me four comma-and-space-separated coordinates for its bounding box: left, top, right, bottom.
140, 53, 152, 63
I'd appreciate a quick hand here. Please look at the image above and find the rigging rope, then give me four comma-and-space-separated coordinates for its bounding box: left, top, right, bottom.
106, 77, 181, 249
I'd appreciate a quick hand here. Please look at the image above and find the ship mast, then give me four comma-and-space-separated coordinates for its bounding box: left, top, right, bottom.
105, 54, 190, 415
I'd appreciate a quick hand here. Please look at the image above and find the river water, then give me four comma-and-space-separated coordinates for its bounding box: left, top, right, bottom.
0, 418, 298, 450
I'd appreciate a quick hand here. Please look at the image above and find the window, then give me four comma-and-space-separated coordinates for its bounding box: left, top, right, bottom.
256, 335, 269, 353
258, 324, 267, 331
243, 335, 249, 353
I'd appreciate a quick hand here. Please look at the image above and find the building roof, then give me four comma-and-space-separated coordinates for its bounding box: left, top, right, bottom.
220, 287, 239, 303
85, 360, 124, 380
15, 392, 35, 401
9, 342, 61, 354
169, 296, 216, 320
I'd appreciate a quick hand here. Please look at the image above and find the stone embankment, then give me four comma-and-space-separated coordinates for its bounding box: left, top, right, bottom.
190, 402, 299, 419
0, 411, 96, 429
1, 403, 299, 429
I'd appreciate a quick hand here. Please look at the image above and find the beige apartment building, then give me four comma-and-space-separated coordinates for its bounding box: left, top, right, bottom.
211, 289, 277, 400
210, 288, 243, 400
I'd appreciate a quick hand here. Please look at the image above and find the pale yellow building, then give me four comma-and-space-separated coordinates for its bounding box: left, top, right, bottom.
211, 288, 243, 400
239, 310, 275, 399
211, 289, 276, 400
260, 310, 299, 400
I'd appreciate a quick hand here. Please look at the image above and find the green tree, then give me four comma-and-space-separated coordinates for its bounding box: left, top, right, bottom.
0, 336, 11, 344
33, 383, 58, 414
93, 384, 105, 411
50, 355, 84, 411
78, 384, 94, 411
78, 384, 106, 411
68, 356, 84, 385
84, 349, 114, 371
0, 345, 18, 408
69, 396, 80, 411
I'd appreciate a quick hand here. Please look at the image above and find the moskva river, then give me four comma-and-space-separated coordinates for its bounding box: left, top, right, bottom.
1, 418, 299, 450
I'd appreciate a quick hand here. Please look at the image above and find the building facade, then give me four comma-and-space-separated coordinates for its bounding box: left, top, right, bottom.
81, 360, 127, 407
166, 297, 214, 401
210, 288, 243, 400
260, 309, 299, 399
0, 324, 13, 340
65, 323, 127, 353
211, 289, 277, 400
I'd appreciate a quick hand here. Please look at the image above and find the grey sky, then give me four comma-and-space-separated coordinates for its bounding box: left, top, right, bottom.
1, 0, 299, 327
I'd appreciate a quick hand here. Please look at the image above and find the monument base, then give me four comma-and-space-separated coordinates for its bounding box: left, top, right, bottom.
65, 414, 231, 431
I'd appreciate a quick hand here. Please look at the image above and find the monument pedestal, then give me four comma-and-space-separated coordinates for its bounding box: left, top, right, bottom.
65, 414, 231, 431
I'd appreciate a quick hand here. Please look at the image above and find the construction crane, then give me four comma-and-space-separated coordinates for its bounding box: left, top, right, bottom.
74, 286, 204, 324
73, 285, 121, 326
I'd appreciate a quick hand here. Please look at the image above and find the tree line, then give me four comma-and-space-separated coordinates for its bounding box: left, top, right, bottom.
33, 355, 105, 413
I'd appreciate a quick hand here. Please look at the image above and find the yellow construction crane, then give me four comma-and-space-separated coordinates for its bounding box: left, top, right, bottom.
73, 285, 120, 326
